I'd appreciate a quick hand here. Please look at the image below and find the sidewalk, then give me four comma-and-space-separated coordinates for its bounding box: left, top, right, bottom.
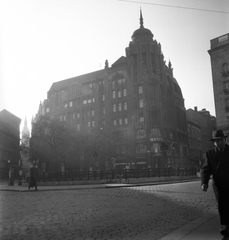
0, 175, 200, 192
160, 207, 220, 240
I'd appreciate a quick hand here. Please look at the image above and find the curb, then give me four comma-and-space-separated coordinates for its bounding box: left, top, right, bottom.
0, 178, 200, 192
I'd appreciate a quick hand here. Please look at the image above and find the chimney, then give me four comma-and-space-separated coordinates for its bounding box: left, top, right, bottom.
194, 106, 197, 111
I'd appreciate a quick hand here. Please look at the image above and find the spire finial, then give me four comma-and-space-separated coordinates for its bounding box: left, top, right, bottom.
140, 8, 144, 28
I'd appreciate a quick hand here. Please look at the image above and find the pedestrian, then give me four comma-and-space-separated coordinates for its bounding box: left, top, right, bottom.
201, 129, 229, 240
28, 162, 39, 191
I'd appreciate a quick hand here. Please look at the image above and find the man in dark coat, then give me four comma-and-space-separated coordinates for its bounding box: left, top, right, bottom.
28, 162, 39, 191
201, 130, 229, 240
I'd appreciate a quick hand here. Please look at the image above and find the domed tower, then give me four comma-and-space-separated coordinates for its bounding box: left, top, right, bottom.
125, 10, 188, 169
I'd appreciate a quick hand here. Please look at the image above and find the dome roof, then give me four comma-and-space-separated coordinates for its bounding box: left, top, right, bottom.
131, 9, 154, 42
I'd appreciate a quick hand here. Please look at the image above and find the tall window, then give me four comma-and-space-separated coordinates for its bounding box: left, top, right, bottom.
113, 119, 117, 126
118, 90, 121, 98
222, 63, 229, 77
225, 98, 229, 112
139, 86, 143, 94
124, 117, 128, 124
112, 91, 116, 99
123, 89, 127, 97
139, 99, 143, 108
224, 81, 229, 94
124, 102, 127, 110
119, 103, 122, 111
119, 118, 122, 125
113, 104, 116, 112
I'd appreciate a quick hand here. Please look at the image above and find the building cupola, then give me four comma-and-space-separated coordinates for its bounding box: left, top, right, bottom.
131, 9, 154, 44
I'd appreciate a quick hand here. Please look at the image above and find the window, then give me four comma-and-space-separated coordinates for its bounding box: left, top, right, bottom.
64, 103, 68, 108
88, 98, 91, 104
225, 98, 229, 112
119, 103, 122, 111
46, 107, 50, 113
103, 95, 105, 101
92, 121, 95, 127
124, 102, 127, 110
88, 122, 91, 127
77, 124, 80, 131
136, 143, 146, 154
92, 109, 95, 116
63, 116, 66, 121
77, 113, 80, 119
136, 129, 146, 139
123, 88, 127, 97
113, 119, 117, 126
139, 86, 143, 94
222, 63, 229, 77
73, 113, 75, 119
69, 101, 73, 107
119, 118, 122, 125
83, 99, 87, 104
118, 91, 121, 98
124, 118, 128, 124
139, 99, 143, 108
113, 91, 116, 99
60, 116, 62, 121
113, 104, 116, 112
139, 116, 144, 122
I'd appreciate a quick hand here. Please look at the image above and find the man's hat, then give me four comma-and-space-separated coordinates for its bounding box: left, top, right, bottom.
210, 130, 228, 141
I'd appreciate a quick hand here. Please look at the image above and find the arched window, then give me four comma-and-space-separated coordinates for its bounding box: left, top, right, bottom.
222, 63, 229, 77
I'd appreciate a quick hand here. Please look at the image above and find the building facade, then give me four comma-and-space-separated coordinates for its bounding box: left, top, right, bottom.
186, 107, 216, 166
208, 33, 229, 135
34, 12, 190, 171
0, 109, 21, 179
187, 120, 201, 170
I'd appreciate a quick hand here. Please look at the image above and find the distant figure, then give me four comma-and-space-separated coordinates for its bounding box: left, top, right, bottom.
28, 162, 39, 191
201, 130, 229, 240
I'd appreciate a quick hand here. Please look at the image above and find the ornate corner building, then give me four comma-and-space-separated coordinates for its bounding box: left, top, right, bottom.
35, 11, 190, 171
208, 33, 229, 135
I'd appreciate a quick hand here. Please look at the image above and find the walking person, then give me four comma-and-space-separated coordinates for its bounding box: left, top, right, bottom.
201, 130, 229, 240
28, 162, 39, 191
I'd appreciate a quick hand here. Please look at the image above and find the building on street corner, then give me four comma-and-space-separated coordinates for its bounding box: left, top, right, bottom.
32, 11, 210, 172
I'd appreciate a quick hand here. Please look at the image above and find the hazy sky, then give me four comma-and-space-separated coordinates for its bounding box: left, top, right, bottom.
1, 0, 229, 132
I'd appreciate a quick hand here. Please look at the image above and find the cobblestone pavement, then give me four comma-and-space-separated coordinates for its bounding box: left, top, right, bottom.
0, 181, 216, 240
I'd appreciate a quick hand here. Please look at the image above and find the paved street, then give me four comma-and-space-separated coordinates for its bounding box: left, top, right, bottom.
0, 181, 217, 240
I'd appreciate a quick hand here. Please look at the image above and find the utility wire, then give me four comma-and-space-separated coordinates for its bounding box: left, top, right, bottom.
118, 0, 229, 14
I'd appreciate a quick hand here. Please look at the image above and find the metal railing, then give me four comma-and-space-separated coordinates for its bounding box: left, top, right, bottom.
40, 168, 196, 182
